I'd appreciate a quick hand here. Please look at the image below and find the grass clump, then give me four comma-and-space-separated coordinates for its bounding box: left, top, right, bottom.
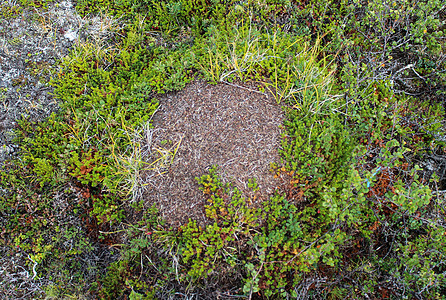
194, 21, 337, 108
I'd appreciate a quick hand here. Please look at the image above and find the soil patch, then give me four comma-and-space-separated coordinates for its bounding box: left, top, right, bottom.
144, 80, 284, 227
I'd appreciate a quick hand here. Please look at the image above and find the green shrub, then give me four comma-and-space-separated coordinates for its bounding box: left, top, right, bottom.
179, 166, 258, 280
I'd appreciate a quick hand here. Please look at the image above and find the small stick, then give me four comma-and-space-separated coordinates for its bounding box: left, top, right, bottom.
221, 80, 268, 97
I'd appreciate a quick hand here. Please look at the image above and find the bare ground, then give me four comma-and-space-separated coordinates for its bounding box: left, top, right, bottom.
143, 79, 285, 227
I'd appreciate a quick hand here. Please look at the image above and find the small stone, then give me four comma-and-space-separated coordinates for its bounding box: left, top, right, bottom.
60, 1, 73, 9
64, 29, 78, 41
0, 144, 13, 155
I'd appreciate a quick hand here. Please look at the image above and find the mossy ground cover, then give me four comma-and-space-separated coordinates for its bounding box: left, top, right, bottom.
1, 0, 446, 299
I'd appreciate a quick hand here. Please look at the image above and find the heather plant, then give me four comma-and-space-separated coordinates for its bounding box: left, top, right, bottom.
0, 0, 55, 18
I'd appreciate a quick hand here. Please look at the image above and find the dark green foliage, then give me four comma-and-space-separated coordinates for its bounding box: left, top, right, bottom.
281, 110, 354, 193
74, 0, 229, 38
99, 260, 131, 299
0, 0, 55, 18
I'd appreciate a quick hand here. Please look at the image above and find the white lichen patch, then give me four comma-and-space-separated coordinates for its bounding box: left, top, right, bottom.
0, 1, 116, 165
63, 28, 78, 41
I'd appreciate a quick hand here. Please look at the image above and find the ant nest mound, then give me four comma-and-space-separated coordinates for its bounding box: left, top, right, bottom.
143, 79, 284, 226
